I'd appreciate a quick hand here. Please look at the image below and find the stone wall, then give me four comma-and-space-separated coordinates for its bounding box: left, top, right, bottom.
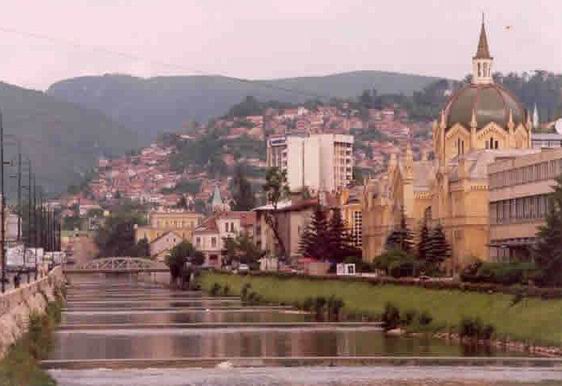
0, 267, 65, 359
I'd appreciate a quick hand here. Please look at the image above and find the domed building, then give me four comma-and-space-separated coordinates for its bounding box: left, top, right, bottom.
361, 21, 537, 271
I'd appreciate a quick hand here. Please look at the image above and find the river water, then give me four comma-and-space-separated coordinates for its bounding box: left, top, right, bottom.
46, 275, 562, 385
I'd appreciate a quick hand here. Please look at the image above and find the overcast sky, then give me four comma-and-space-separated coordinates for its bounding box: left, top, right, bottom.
1, 0, 560, 90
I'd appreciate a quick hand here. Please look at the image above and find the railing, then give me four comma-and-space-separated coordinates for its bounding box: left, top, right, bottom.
64, 257, 168, 273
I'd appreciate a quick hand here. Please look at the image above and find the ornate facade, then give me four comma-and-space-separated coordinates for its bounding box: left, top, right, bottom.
361, 21, 536, 271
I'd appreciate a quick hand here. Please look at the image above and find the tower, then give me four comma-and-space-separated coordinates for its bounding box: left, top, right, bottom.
533, 103, 540, 129
472, 16, 493, 85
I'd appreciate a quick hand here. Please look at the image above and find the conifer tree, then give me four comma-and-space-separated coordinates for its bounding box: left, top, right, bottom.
385, 207, 414, 254
327, 207, 361, 263
232, 164, 256, 211
426, 223, 450, 270
299, 205, 330, 260
534, 175, 562, 286
417, 220, 431, 262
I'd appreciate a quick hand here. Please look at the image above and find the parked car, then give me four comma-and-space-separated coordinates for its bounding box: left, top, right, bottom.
237, 264, 250, 274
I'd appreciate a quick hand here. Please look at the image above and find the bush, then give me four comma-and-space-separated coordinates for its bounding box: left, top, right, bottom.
221, 285, 230, 296
461, 261, 539, 286
401, 310, 418, 326
326, 296, 345, 321
459, 317, 495, 340
381, 302, 401, 330
418, 311, 433, 326
209, 283, 221, 296
313, 297, 327, 319
240, 283, 252, 301
374, 249, 420, 278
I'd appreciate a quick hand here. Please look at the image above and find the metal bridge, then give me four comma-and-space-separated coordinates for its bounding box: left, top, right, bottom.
64, 257, 168, 274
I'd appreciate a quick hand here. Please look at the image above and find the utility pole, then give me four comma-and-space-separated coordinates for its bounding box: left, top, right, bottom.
0, 110, 5, 293
33, 175, 38, 280
16, 141, 21, 242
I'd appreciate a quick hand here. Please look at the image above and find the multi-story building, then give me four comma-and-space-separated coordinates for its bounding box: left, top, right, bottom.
488, 148, 562, 261
135, 210, 203, 243
531, 132, 562, 149
192, 211, 256, 267
267, 133, 353, 193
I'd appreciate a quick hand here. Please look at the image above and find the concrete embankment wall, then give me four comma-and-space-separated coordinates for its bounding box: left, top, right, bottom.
0, 267, 65, 359
138, 271, 171, 287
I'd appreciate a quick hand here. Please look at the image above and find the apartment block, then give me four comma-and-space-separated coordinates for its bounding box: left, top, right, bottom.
488, 148, 562, 261
266, 133, 353, 193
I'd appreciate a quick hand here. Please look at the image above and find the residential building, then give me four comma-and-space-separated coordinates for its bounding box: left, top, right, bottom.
361, 21, 535, 270
192, 211, 256, 267
267, 133, 353, 193
135, 210, 203, 243
254, 199, 318, 259
149, 231, 183, 261
488, 148, 562, 261
339, 189, 363, 247
531, 132, 562, 149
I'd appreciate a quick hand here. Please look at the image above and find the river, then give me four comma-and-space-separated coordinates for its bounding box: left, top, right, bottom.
45, 275, 562, 385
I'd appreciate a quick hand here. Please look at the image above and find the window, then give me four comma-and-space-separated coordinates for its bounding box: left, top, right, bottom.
211, 237, 217, 248
195, 237, 201, 247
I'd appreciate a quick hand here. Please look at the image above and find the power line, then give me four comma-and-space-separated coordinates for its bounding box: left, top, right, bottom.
0, 26, 334, 101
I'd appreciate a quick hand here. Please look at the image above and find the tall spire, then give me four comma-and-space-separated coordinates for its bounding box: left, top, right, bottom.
472, 15, 494, 85
474, 13, 492, 59
533, 103, 540, 129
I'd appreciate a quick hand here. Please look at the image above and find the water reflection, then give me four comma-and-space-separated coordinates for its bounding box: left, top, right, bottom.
62, 310, 313, 325
51, 328, 503, 361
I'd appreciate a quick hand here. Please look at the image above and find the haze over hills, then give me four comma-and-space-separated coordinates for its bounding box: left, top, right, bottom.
0, 81, 139, 194
47, 71, 444, 141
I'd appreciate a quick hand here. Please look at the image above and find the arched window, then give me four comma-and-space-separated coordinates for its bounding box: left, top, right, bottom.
483, 63, 488, 77
478, 63, 481, 77
489, 137, 494, 149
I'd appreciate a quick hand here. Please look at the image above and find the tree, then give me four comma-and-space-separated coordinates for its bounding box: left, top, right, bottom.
299, 205, 331, 260
128, 238, 150, 258
327, 208, 361, 263
165, 241, 204, 280
533, 176, 562, 286
176, 195, 189, 210
385, 208, 414, 254
94, 212, 144, 257
417, 220, 431, 262
426, 223, 451, 272
232, 165, 256, 211
262, 167, 290, 259
222, 233, 264, 268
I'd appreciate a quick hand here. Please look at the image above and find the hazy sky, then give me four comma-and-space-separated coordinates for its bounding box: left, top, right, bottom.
1, 0, 561, 90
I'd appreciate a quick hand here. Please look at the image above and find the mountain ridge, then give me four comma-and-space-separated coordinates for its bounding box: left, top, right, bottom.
47, 70, 445, 141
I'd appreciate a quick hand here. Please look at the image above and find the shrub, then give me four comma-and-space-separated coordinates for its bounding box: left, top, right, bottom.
302, 297, 314, 311
326, 296, 345, 321
221, 285, 230, 296
481, 324, 495, 340
240, 283, 252, 301
461, 262, 539, 286
381, 302, 400, 330
418, 311, 433, 326
401, 309, 418, 326
209, 283, 221, 296
374, 249, 419, 278
459, 317, 494, 340
313, 297, 327, 319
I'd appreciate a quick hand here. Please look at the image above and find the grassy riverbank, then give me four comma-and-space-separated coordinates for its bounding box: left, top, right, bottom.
201, 272, 562, 348
0, 295, 64, 386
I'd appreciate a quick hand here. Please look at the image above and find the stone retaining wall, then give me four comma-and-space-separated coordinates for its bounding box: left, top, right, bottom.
0, 267, 65, 359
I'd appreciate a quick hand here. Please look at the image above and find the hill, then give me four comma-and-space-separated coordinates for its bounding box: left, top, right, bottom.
47, 71, 444, 141
0, 82, 139, 194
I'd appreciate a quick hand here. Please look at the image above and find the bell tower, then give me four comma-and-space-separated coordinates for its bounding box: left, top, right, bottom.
472, 15, 493, 85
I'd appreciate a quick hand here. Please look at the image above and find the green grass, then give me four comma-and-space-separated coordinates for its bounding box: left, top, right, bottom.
0, 293, 64, 386
201, 272, 562, 348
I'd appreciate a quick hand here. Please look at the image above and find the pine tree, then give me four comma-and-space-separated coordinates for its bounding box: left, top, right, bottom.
427, 223, 451, 270
417, 220, 431, 262
385, 208, 414, 254
299, 205, 331, 260
533, 175, 562, 286
327, 208, 361, 263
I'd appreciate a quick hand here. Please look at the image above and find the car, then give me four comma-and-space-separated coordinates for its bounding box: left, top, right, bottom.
237, 264, 250, 273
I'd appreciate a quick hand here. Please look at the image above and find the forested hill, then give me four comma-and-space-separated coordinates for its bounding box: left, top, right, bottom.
0, 81, 139, 194
46, 71, 443, 141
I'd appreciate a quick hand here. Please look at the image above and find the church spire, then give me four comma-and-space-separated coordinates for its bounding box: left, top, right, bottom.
474, 14, 492, 59
472, 15, 494, 85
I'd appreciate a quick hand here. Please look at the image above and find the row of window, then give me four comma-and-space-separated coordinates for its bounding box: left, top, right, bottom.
490, 194, 551, 225
155, 220, 197, 228
195, 236, 218, 248
489, 159, 562, 189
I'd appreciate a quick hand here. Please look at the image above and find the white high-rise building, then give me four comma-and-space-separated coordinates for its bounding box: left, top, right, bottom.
267, 133, 353, 193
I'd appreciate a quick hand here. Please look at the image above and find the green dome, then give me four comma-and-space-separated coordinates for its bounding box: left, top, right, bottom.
444, 83, 526, 130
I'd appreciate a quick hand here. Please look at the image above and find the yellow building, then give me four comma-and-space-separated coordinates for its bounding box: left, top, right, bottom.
135, 210, 203, 243
361, 21, 536, 271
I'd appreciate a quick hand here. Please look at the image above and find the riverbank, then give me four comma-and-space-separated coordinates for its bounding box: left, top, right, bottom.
200, 272, 562, 353
0, 294, 64, 386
